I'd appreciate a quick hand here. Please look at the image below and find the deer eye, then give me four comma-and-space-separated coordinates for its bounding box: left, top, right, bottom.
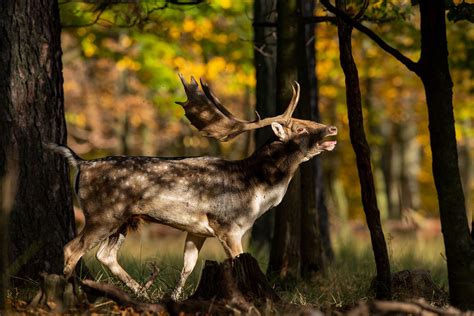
296, 127, 306, 134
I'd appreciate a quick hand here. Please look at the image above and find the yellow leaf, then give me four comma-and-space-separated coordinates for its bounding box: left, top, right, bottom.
219, 0, 231, 9
183, 19, 195, 33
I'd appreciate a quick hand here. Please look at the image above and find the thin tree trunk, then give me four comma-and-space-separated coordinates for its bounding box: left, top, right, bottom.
399, 120, 420, 212
298, 0, 332, 276
335, 0, 391, 299
251, 0, 277, 251
253, 0, 277, 149
268, 0, 301, 280
0, 0, 76, 284
418, 0, 474, 309
118, 70, 130, 155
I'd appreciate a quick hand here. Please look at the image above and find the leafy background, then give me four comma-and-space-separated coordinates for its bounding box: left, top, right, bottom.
59, 0, 473, 221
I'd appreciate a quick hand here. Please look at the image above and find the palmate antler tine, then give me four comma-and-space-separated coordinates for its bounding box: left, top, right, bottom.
177, 74, 247, 141
190, 76, 199, 87
176, 74, 199, 107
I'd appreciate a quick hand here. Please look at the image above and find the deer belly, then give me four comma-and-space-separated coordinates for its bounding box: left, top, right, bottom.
151, 209, 215, 236
136, 195, 216, 237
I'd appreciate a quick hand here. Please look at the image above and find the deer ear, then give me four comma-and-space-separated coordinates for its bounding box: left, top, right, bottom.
271, 122, 288, 141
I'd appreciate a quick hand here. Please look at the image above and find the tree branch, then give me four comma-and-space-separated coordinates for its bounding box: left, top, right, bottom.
353, 0, 369, 21
320, 0, 420, 74
60, 0, 203, 28
80, 279, 166, 313
303, 16, 336, 24
254, 44, 274, 58
61, 6, 107, 28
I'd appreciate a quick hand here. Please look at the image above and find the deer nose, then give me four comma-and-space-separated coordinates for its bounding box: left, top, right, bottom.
327, 126, 338, 134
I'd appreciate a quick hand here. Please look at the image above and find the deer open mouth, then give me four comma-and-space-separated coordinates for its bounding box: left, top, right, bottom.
318, 139, 337, 151
304, 137, 337, 161
317, 128, 338, 151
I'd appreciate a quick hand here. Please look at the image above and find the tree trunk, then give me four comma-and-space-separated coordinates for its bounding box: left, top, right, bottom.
268, 0, 301, 280
399, 120, 421, 213
298, 0, 332, 276
335, 0, 392, 299
311, 28, 334, 264
251, 0, 277, 251
418, 0, 474, 309
0, 0, 76, 284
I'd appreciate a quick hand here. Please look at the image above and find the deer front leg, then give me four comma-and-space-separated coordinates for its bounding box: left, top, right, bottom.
218, 233, 244, 258
171, 233, 206, 301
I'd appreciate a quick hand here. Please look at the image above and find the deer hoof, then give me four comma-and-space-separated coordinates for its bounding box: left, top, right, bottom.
136, 288, 150, 300
170, 288, 183, 302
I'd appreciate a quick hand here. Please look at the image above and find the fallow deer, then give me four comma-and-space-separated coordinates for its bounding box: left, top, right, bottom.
47, 74, 337, 300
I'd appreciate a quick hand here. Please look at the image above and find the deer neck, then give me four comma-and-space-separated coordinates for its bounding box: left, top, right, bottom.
242, 138, 304, 188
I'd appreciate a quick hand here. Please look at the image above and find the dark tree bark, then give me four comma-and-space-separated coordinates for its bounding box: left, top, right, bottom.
268, 0, 301, 280
0, 155, 16, 309
298, 0, 333, 276
335, 0, 392, 299
251, 0, 277, 251
418, 1, 474, 309
0, 0, 76, 284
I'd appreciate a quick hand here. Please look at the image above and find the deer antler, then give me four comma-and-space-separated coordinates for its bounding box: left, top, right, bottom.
176, 73, 300, 141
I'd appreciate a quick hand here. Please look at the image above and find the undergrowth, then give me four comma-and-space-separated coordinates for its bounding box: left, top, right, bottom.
6, 224, 448, 311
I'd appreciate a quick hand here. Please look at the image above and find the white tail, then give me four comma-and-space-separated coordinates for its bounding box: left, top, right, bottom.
44, 143, 81, 168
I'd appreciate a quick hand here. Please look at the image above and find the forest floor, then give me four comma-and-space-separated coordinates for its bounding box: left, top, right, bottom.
5, 222, 452, 314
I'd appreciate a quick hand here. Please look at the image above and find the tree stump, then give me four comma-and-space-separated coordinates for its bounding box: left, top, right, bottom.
191, 253, 280, 302
391, 269, 447, 303
28, 273, 87, 312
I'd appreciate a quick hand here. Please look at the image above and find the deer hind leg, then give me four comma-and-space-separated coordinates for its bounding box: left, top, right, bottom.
171, 233, 206, 301
63, 222, 118, 278
95, 231, 146, 297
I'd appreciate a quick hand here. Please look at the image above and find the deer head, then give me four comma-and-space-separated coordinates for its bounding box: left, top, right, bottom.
177, 74, 337, 159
